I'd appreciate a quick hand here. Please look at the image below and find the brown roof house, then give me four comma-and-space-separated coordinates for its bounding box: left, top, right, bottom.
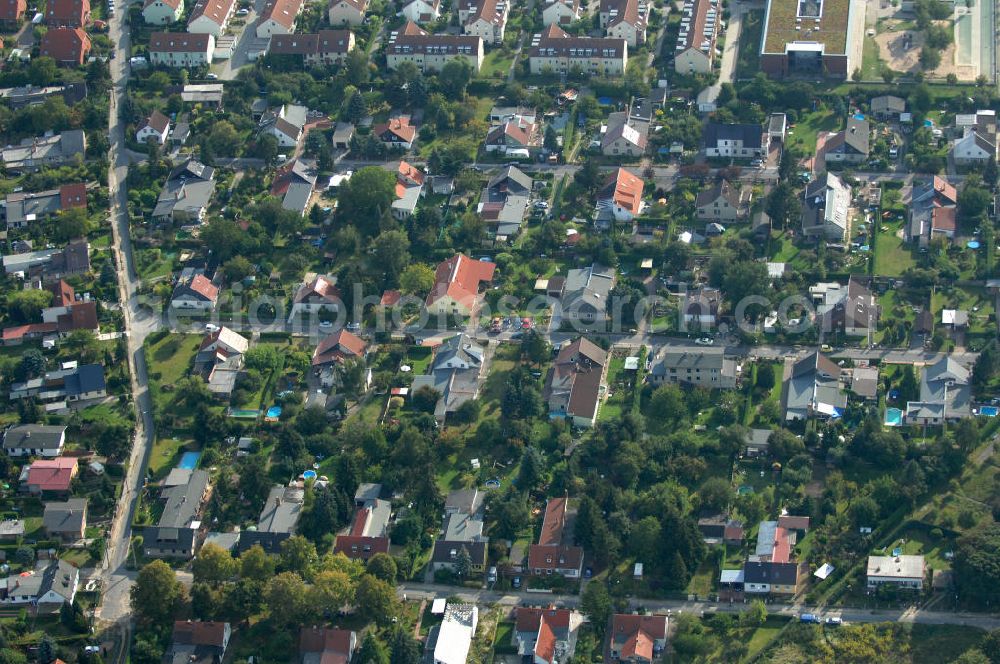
299, 627, 357, 664
39, 27, 91, 66
289, 274, 339, 319
45, 0, 89, 27
695, 179, 751, 222
170, 271, 219, 311
167, 621, 232, 664
546, 337, 608, 428
311, 329, 367, 388
514, 607, 579, 664
607, 614, 668, 663
527, 497, 584, 578
0, 0, 26, 25
136, 109, 171, 144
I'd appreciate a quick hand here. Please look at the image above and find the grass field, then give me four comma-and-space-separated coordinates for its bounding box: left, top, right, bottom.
874, 223, 916, 276
735, 10, 764, 80
145, 334, 202, 411
787, 109, 840, 154
481, 50, 514, 79
861, 34, 883, 80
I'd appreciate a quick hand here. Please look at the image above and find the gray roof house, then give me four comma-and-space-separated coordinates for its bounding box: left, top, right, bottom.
695, 179, 751, 221
445, 488, 484, 516
42, 498, 87, 542
1, 129, 86, 171
0, 559, 79, 611
152, 159, 216, 222
2, 424, 66, 457
430, 511, 489, 574
560, 264, 615, 325
906, 357, 972, 424
906, 176, 958, 247
870, 95, 905, 119
411, 334, 487, 421
783, 351, 847, 421
647, 347, 738, 389
9, 363, 107, 405
276, 159, 317, 217
143, 469, 210, 559
237, 484, 305, 554
802, 172, 850, 242
478, 165, 532, 239
825, 117, 870, 164
745, 428, 773, 457
703, 122, 767, 158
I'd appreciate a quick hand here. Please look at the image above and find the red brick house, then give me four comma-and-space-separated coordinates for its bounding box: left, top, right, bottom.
45, 0, 90, 27
40, 27, 91, 66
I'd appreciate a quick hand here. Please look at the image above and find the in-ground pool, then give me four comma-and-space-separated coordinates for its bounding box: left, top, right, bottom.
968, 241, 981, 249
484, 479, 500, 489
885, 407, 903, 427
302, 470, 317, 480
981, 406, 999, 417
178, 451, 201, 470
266, 406, 283, 419
230, 408, 260, 419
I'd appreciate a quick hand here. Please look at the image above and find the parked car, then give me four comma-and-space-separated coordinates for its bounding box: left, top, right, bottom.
799, 613, 820, 624
825, 616, 843, 626
695, 337, 714, 346
512, 576, 521, 588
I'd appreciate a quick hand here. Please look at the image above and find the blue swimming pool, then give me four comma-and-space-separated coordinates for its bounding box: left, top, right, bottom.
981, 406, 998, 417
266, 406, 282, 419
178, 451, 201, 470
885, 408, 903, 427
302, 470, 317, 480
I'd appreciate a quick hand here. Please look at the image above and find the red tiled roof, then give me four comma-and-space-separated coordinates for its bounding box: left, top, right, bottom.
515, 606, 571, 632
293, 275, 339, 304
330, 0, 366, 11
535, 616, 557, 664
172, 621, 228, 648
311, 329, 367, 366
527, 543, 583, 571
538, 497, 567, 546
776, 515, 810, 531
332, 534, 389, 559
26, 457, 77, 492
375, 117, 416, 144
187, 274, 219, 301
425, 253, 496, 309
59, 183, 87, 209
2, 322, 58, 341
771, 526, 790, 563
0, 0, 26, 22
259, 0, 302, 29
45, 0, 89, 26
397, 160, 425, 185
611, 614, 667, 642
932, 207, 956, 233
149, 31, 213, 53
602, 167, 643, 215
932, 175, 957, 204
56, 301, 98, 332
380, 290, 402, 306
39, 27, 91, 64
144, 0, 182, 9
187, 0, 234, 27
299, 627, 353, 658
51, 279, 75, 307
621, 628, 654, 661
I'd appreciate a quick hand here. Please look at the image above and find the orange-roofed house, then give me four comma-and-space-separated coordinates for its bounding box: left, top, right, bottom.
45, 0, 89, 27
255, 0, 303, 38
299, 627, 357, 664
290, 274, 340, 318
170, 272, 219, 311
388, 160, 425, 220
24, 457, 78, 495
597, 168, 643, 226
527, 496, 585, 578
0, 0, 25, 26
374, 117, 416, 150
39, 27, 91, 66
607, 614, 668, 663
425, 253, 496, 318
333, 495, 390, 561
311, 329, 368, 387
514, 607, 578, 663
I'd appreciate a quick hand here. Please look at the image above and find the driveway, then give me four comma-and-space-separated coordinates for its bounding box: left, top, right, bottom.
697, 3, 743, 108
214, 0, 266, 80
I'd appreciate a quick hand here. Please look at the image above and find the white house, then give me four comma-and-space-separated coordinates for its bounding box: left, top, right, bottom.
866, 555, 925, 591
401, 0, 440, 23
170, 272, 219, 311
187, 0, 235, 37
2, 424, 67, 458
289, 275, 340, 318
261, 104, 307, 148
256, 0, 303, 39
328, 0, 366, 25
142, 0, 184, 24
0, 560, 79, 612
434, 604, 478, 664
136, 110, 171, 145
542, 0, 582, 26
148, 32, 215, 67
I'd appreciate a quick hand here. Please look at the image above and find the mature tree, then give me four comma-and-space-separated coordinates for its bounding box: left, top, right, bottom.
698, 477, 733, 513
309, 569, 355, 615
522, 331, 551, 365
344, 49, 370, 86
487, 489, 529, 540
37, 635, 57, 664
649, 384, 685, 423
240, 544, 276, 582
131, 560, 184, 627
399, 263, 435, 296
580, 580, 612, 636
264, 572, 308, 625
193, 543, 237, 586
630, 515, 662, 564
280, 535, 318, 577
337, 167, 396, 236
7, 289, 53, 322
54, 206, 91, 242
201, 218, 245, 262
367, 552, 398, 583
954, 523, 1000, 607
517, 446, 544, 491
221, 256, 253, 282
757, 363, 776, 390
29, 57, 58, 85
389, 626, 421, 664
454, 546, 473, 578
17, 349, 46, 381
372, 230, 411, 286
411, 386, 441, 413
768, 429, 805, 462
346, 90, 367, 124
207, 120, 241, 156
741, 600, 767, 627
439, 59, 473, 97
254, 133, 280, 164
355, 574, 397, 625
357, 633, 390, 664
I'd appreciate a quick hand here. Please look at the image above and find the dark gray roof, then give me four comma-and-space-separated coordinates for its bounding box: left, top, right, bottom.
487, 165, 532, 195
257, 485, 304, 534
743, 560, 800, 585
704, 122, 764, 149
143, 526, 196, 552
64, 364, 106, 396
431, 539, 488, 565
42, 498, 87, 534
158, 469, 209, 529
3, 424, 66, 450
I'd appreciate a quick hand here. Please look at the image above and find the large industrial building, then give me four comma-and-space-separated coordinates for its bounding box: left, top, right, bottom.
759, 0, 864, 79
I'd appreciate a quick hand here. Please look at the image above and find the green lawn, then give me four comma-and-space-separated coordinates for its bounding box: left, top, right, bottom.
145, 333, 202, 411
787, 109, 840, 154
479, 344, 519, 418
406, 346, 433, 375
746, 616, 789, 659
873, 223, 916, 276
149, 436, 194, 479
861, 34, 882, 80
735, 10, 764, 80
481, 50, 514, 79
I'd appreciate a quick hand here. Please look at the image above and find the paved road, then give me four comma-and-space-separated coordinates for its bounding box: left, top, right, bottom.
95, 0, 159, 645
698, 0, 746, 107
398, 583, 1000, 630
216, 0, 265, 80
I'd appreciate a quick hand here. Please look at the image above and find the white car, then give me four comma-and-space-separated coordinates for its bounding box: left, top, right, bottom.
319, 320, 333, 328
205, 323, 220, 332
206, 73, 219, 80
695, 337, 714, 346
236, 8, 249, 14
825, 616, 843, 626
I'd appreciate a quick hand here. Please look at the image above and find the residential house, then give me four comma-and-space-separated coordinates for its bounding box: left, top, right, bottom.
271, 159, 316, 216
194, 326, 249, 399
170, 272, 219, 311
400, 0, 440, 23
148, 32, 215, 67
824, 117, 870, 164
412, 334, 488, 421
601, 111, 647, 158
674, 0, 720, 75
374, 117, 417, 151
810, 276, 878, 338
907, 175, 958, 246
333, 484, 391, 561
459, 0, 508, 45
180, 83, 224, 107
289, 274, 339, 318
2, 424, 66, 457
560, 264, 615, 326
0, 559, 79, 612
256, 0, 303, 37
870, 95, 905, 120
695, 179, 751, 221
0, 82, 88, 109
425, 253, 496, 318
1, 129, 86, 172
143, 0, 184, 24
850, 365, 879, 401
39, 27, 91, 66
9, 362, 107, 407
42, 498, 87, 542
331, 121, 355, 149
546, 339, 607, 428
237, 484, 304, 554
433, 604, 478, 664
153, 159, 216, 222
444, 487, 485, 516
299, 628, 357, 664
704, 122, 766, 158
681, 286, 720, 327
744, 428, 773, 457
478, 165, 531, 239
2, 275, 97, 343
802, 172, 850, 242
485, 115, 540, 154
697, 514, 744, 545
601, 0, 647, 47
0, 520, 25, 541
647, 346, 738, 388
5, 182, 88, 230
389, 159, 424, 219
514, 607, 578, 663
905, 356, 972, 424
596, 167, 643, 226
528, 497, 584, 577
45, 0, 89, 27
328, 0, 366, 25
142, 469, 210, 558
782, 351, 846, 421
136, 109, 171, 144
942, 309, 969, 331
752, 520, 794, 562
0, 0, 25, 26
777, 514, 810, 535
542, 0, 581, 26
386, 21, 483, 73
268, 30, 356, 65
866, 555, 925, 590
607, 614, 668, 663
168, 621, 232, 664
261, 103, 307, 148
953, 110, 997, 166
743, 560, 808, 596
430, 511, 489, 575
187, 0, 235, 36
528, 24, 627, 76
312, 328, 366, 369
23, 457, 78, 495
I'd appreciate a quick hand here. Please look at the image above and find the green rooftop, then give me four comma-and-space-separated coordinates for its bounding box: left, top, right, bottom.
762, 0, 852, 56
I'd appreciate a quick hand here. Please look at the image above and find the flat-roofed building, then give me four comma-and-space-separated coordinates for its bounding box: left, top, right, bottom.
759, 0, 863, 80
